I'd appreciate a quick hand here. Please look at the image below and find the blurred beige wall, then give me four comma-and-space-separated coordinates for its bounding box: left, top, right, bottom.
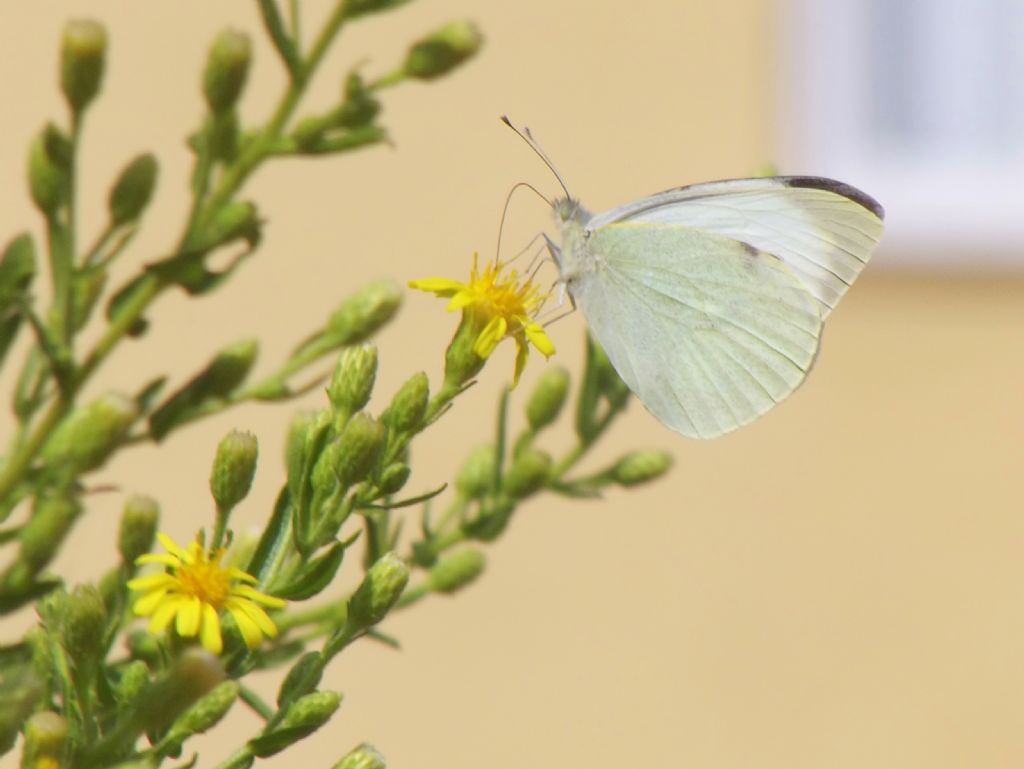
1, 3, 1022, 769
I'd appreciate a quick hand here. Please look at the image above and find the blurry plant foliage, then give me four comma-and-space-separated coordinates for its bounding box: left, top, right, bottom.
0, 3, 670, 767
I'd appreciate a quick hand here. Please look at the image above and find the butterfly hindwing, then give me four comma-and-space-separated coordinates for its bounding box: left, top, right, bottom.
569, 223, 823, 439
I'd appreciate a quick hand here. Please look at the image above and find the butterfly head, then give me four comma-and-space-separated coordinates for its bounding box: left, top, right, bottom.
552, 197, 588, 228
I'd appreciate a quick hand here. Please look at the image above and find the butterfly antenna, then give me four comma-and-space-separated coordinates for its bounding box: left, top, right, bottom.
500, 115, 573, 201
496, 181, 553, 265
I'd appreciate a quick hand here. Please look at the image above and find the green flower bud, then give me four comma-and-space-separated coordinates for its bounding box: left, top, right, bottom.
203, 29, 252, 114
113, 660, 150, 708
0, 670, 45, 755
36, 587, 69, 629
21, 711, 68, 768
285, 410, 317, 480
464, 498, 514, 542
611, 450, 672, 487
162, 680, 239, 750
385, 372, 429, 434
325, 278, 402, 346
28, 125, 70, 216
443, 315, 487, 391
343, 0, 411, 21
332, 743, 387, 769
593, 342, 630, 408
252, 691, 342, 758
210, 430, 259, 512
118, 494, 159, 565
43, 391, 137, 472
150, 339, 258, 440
225, 529, 260, 573
61, 19, 107, 112
135, 648, 225, 732
279, 689, 341, 730
347, 552, 409, 629
455, 445, 495, 499
427, 549, 485, 594
291, 114, 332, 149
61, 584, 106, 667
377, 462, 410, 495
310, 437, 342, 495
526, 366, 570, 431
503, 448, 551, 498
0, 233, 37, 294
327, 344, 378, 417
337, 73, 380, 129
200, 200, 261, 250
25, 626, 53, 681
404, 21, 483, 80
19, 493, 81, 575
334, 413, 384, 487
125, 629, 161, 666
109, 153, 158, 225
204, 339, 259, 395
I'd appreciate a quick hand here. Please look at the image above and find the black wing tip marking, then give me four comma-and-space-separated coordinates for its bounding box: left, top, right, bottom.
782, 176, 885, 221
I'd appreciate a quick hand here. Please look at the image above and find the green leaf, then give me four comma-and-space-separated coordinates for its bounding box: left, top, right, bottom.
134, 375, 168, 416
148, 340, 257, 440
275, 541, 345, 601
291, 418, 334, 555
248, 487, 292, 583
0, 234, 37, 367
248, 725, 312, 758
105, 273, 151, 337
276, 651, 322, 707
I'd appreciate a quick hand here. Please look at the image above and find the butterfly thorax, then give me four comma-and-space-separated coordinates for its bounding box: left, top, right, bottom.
552, 197, 594, 282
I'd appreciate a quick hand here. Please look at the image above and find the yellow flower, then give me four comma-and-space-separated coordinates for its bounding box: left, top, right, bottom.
410, 253, 555, 386
128, 532, 285, 654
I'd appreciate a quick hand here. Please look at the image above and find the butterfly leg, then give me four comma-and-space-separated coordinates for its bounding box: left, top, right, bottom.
498, 231, 548, 269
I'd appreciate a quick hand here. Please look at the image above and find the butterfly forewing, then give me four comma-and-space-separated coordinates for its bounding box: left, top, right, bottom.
585, 177, 884, 318
570, 223, 823, 439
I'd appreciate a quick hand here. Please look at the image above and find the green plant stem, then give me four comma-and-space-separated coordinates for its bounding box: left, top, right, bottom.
82, 221, 115, 266
45, 216, 72, 360
258, 0, 301, 78
551, 405, 623, 479
273, 599, 345, 634
194, 0, 348, 232
239, 682, 275, 720
0, 5, 354, 508
213, 745, 257, 769
0, 395, 70, 505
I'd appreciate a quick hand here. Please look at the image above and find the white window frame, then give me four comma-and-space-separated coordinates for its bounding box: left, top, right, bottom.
776, 0, 1024, 267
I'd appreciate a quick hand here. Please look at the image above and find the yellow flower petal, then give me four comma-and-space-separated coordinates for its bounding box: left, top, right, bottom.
445, 290, 477, 312
199, 602, 223, 654
132, 587, 170, 615
227, 603, 265, 649
407, 277, 465, 297
524, 322, 555, 357
156, 532, 190, 562
126, 572, 175, 591
232, 584, 287, 608
176, 596, 202, 637
135, 552, 182, 568
227, 597, 279, 637
474, 316, 507, 357
227, 568, 259, 584
149, 598, 184, 633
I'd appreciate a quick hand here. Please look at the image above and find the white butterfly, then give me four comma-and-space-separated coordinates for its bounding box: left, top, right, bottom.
504, 118, 885, 439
